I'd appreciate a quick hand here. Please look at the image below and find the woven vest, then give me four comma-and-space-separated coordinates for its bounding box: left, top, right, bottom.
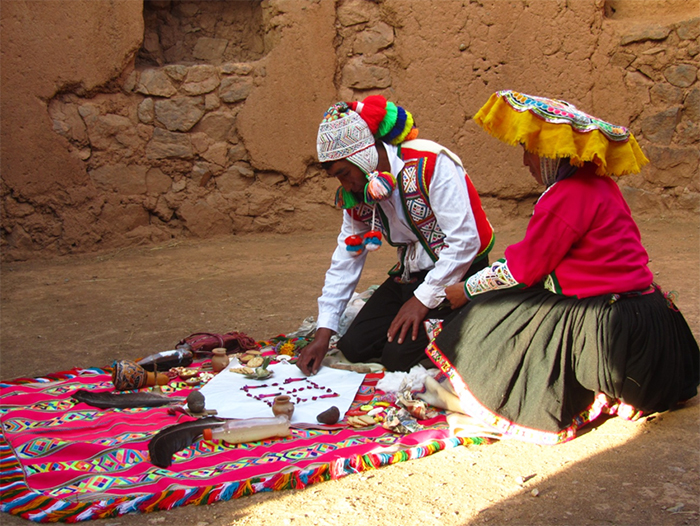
349, 140, 494, 276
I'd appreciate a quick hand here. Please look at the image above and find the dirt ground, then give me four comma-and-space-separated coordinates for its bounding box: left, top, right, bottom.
1, 213, 698, 526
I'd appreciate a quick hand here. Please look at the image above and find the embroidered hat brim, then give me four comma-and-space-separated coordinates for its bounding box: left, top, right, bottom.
474, 90, 649, 176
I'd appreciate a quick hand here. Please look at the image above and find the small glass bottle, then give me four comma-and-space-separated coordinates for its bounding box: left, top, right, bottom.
202, 415, 290, 444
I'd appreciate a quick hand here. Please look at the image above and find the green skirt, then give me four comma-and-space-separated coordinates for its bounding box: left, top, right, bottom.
427, 286, 699, 443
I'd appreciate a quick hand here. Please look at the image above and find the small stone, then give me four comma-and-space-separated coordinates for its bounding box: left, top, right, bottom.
620, 25, 671, 46
172, 179, 187, 193
650, 83, 683, 105
138, 98, 155, 124
641, 108, 680, 145
684, 88, 700, 122
227, 144, 248, 163
186, 390, 205, 413
316, 406, 340, 425
154, 97, 205, 132
677, 19, 700, 40
664, 64, 698, 88
204, 93, 221, 111
163, 64, 188, 82
201, 142, 228, 167
667, 503, 685, 513
337, 0, 371, 26
146, 128, 193, 160
530, 488, 540, 497
136, 69, 177, 97
353, 22, 394, 55
182, 65, 221, 96
342, 57, 391, 90
220, 62, 254, 76
219, 76, 253, 103
122, 70, 138, 92
611, 50, 635, 68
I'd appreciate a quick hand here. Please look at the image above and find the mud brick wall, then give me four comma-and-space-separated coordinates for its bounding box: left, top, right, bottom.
1, 0, 697, 261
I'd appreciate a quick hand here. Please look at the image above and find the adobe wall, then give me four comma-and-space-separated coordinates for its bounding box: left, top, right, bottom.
1, 0, 698, 261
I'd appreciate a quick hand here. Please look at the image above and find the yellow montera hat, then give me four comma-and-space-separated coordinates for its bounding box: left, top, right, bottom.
474, 90, 649, 176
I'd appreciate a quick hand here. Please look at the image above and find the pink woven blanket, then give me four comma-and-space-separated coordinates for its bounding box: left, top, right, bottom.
0, 366, 486, 522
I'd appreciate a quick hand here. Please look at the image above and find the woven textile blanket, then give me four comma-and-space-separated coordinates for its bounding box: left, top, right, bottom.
0, 365, 486, 522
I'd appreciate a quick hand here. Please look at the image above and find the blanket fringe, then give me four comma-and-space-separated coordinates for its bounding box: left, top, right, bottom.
0, 432, 487, 522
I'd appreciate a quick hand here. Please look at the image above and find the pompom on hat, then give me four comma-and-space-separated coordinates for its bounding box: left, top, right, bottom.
473, 90, 648, 177
348, 95, 419, 144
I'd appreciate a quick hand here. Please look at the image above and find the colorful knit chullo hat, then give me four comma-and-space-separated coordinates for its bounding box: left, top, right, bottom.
317, 102, 378, 176
317, 95, 421, 211
317, 96, 419, 254
474, 90, 648, 177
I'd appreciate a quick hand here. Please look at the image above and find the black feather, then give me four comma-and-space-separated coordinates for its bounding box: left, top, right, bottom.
148, 417, 223, 468
73, 389, 181, 409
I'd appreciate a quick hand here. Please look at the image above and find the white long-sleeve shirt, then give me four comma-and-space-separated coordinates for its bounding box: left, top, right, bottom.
316, 142, 481, 332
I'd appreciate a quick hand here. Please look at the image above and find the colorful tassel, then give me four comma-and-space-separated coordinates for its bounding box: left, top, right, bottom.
363, 230, 382, 251
335, 186, 360, 209
364, 171, 396, 204
345, 234, 364, 257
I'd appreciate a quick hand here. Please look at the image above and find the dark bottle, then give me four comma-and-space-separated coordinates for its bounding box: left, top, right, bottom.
137, 349, 193, 371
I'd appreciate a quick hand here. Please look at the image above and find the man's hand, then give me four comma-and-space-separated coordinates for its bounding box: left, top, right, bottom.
297, 328, 334, 375
387, 296, 430, 345
445, 282, 469, 309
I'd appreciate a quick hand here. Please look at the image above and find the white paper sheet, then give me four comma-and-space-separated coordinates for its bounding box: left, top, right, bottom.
199, 360, 366, 424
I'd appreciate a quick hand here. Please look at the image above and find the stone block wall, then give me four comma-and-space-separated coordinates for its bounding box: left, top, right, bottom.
610, 12, 699, 213
1, 0, 697, 261
2, 0, 337, 260
330, 0, 699, 224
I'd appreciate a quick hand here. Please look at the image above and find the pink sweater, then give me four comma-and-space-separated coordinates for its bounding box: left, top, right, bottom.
505, 165, 653, 298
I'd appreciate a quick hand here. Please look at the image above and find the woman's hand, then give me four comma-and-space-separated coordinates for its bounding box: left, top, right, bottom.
445, 282, 469, 309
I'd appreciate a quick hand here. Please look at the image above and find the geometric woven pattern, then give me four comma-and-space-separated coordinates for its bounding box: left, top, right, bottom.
465, 259, 521, 298
500, 90, 630, 140
0, 363, 486, 522
399, 157, 446, 260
